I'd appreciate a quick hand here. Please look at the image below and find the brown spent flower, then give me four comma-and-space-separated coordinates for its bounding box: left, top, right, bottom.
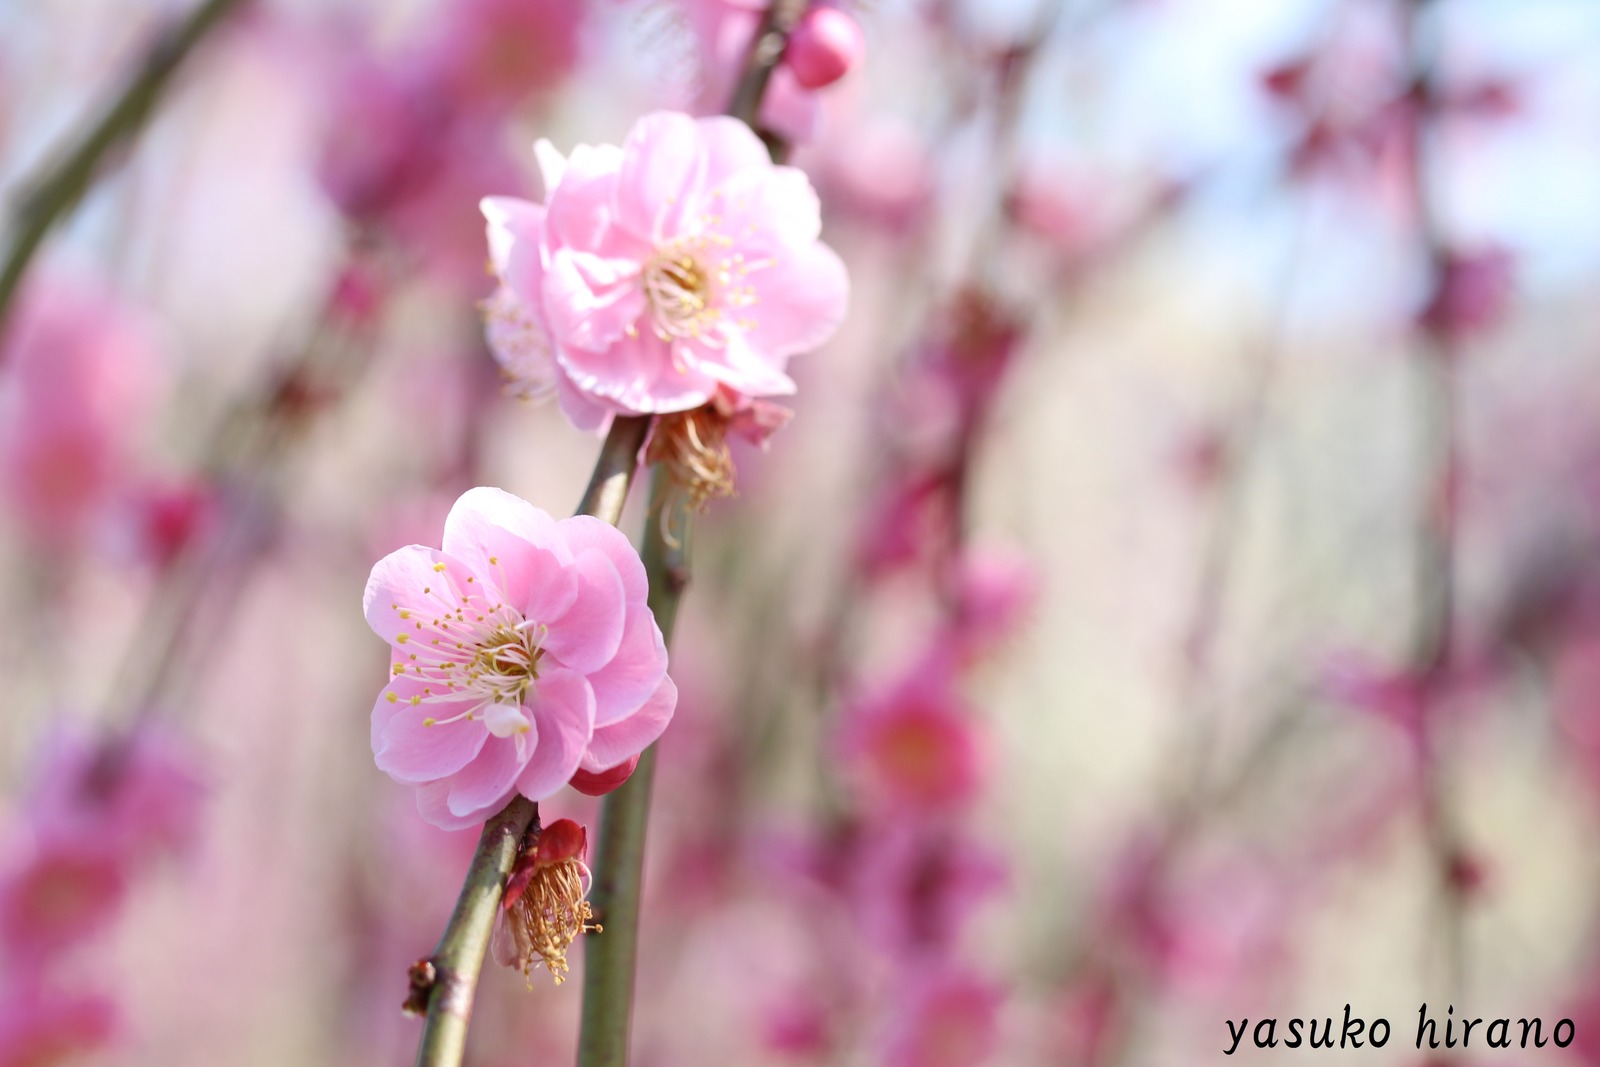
496, 818, 601, 986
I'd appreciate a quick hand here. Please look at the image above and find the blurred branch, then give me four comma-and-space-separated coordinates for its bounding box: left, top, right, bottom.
576, 466, 690, 1067
1401, 0, 1471, 998
411, 416, 649, 1067
0, 0, 248, 350
724, 0, 807, 146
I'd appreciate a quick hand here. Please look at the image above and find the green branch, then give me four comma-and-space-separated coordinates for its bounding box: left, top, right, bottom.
575, 467, 691, 1067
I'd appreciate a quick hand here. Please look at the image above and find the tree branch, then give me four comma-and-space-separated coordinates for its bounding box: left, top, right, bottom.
411, 416, 649, 1067
0, 0, 248, 348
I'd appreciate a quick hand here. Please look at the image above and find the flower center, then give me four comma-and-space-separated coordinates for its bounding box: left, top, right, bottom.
386, 557, 548, 733
643, 250, 718, 341
468, 626, 542, 705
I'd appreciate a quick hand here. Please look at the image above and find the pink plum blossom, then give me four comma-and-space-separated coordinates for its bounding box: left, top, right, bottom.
481, 111, 848, 430
784, 6, 866, 90
0, 837, 128, 963
837, 664, 985, 815
365, 487, 676, 829
0, 275, 158, 547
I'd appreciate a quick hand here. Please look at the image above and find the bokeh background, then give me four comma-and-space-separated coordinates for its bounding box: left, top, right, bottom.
3, 0, 1600, 1064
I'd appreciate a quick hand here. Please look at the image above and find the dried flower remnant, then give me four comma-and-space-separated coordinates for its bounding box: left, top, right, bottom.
495, 818, 601, 985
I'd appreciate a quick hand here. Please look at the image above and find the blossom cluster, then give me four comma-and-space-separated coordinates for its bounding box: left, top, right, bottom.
0, 725, 204, 1066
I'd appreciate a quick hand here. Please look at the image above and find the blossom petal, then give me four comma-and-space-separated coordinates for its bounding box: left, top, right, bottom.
735, 239, 848, 361
481, 196, 546, 300
415, 779, 493, 831
373, 679, 488, 784
534, 138, 567, 199
690, 331, 798, 397
614, 112, 706, 241
517, 668, 596, 799
447, 736, 525, 817
363, 546, 475, 646
544, 142, 630, 254
556, 515, 649, 604
557, 329, 716, 414
697, 115, 772, 191
542, 249, 647, 354
542, 548, 627, 673
710, 165, 822, 247
441, 487, 578, 619
556, 371, 616, 431
582, 675, 675, 772
589, 604, 668, 726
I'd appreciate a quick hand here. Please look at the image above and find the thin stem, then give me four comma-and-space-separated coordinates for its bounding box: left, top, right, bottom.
0, 0, 247, 349
576, 467, 690, 1067
411, 416, 648, 1067
410, 798, 540, 1067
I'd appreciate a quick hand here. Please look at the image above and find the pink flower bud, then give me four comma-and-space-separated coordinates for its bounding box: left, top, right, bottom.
783, 7, 864, 90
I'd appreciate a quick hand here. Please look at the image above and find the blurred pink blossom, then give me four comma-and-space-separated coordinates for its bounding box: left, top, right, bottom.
0, 988, 118, 1067
943, 544, 1037, 659
0, 837, 128, 963
481, 111, 848, 431
876, 967, 1005, 1067
427, 0, 584, 112
1418, 245, 1515, 344
852, 823, 1007, 958
365, 487, 676, 828
836, 664, 984, 815
27, 724, 207, 867
784, 6, 865, 90
0, 275, 159, 547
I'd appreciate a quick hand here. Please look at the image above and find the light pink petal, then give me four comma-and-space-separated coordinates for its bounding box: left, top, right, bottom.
441, 487, 578, 619
373, 679, 488, 784
688, 331, 798, 397
709, 165, 822, 247
542, 548, 627, 673
614, 112, 706, 241
589, 605, 669, 726
555, 369, 616, 431
481, 196, 546, 300
556, 515, 649, 604
516, 668, 596, 799
533, 139, 567, 199
557, 329, 716, 413
364, 546, 473, 645
447, 736, 525, 816
415, 779, 495, 831
544, 142, 630, 254
483, 286, 557, 398
582, 675, 676, 772
542, 249, 647, 354
696, 115, 772, 191
735, 240, 848, 361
